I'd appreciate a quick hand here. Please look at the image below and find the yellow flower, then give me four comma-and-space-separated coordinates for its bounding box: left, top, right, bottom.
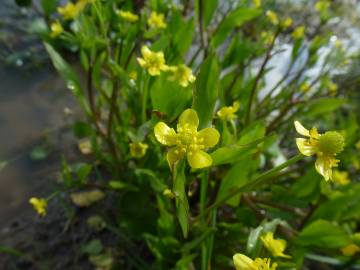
328, 82, 338, 95
260, 232, 291, 258
315, 0, 330, 13
130, 142, 148, 158
58, 2, 83, 20
50, 20, 64, 38
137, 45, 169, 76
163, 188, 175, 199
292, 26, 305, 39
341, 244, 360, 256
216, 101, 240, 121
233, 254, 277, 270
168, 64, 196, 87
29, 197, 47, 216
332, 170, 350, 185
294, 121, 344, 181
118, 10, 139, 22
261, 31, 275, 45
147, 11, 167, 29
281, 17, 293, 29
266, 10, 279, 25
300, 82, 311, 93
154, 109, 220, 169
129, 70, 138, 80
252, 0, 261, 8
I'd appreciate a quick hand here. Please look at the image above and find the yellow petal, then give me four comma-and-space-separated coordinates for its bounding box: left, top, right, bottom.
154, 122, 177, 146
148, 67, 161, 76
187, 150, 212, 169
137, 57, 146, 67
315, 155, 338, 181
296, 138, 316, 156
178, 109, 199, 132
233, 254, 255, 270
294, 121, 310, 137
141, 45, 151, 58
197, 128, 220, 147
167, 147, 185, 169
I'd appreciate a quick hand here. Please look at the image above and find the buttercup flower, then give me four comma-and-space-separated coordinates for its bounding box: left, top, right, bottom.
294, 121, 344, 180
29, 197, 47, 216
341, 244, 360, 256
266, 10, 279, 25
233, 254, 277, 270
50, 20, 64, 38
216, 101, 240, 121
281, 17, 293, 29
332, 170, 350, 185
118, 10, 139, 22
58, 2, 84, 20
168, 64, 196, 87
260, 232, 291, 258
147, 11, 167, 29
154, 109, 220, 169
292, 26, 305, 39
252, 0, 261, 8
130, 142, 148, 158
137, 45, 169, 76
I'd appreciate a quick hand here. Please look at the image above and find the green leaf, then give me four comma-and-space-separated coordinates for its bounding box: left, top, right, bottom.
30, 146, 48, 160
173, 160, 189, 238
203, 0, 218, 27
40, 0, 57, 15
44, 43, 90, 115
296, 220, 351, 248
82, 239, 103, 255
304, 98, 346, 117
192, 55, 219, 129
212, 8, 261, 47
211, 136, 267, 166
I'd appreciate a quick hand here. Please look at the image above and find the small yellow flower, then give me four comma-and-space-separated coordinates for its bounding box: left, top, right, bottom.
292, 26, 305, 39
233, 254, 277, 270
281, 17, 293, 29
137, 45, 169, 76
252, 0, 261, 8
341, 244, 360, 256
294, 121, 344, 181
328, 82, 338, 95
332, 170, 350, 185
266, 10, 279, 25
118, 10, 139, 22
168, 64, 196, 87
154, 109, 220, 169
216, 101, 240, 121
300, 82, 311, 93
148, 11, 167, 29
130, 142, 148, 158
260, 232, 291, 258
58, 2, 83, 20
163, 188, 175, 199
315, 0, 330, 13
50, 20, 64, 38
29, 197, 47, 216
129, 70, 138, 80
261, 31, 275, 45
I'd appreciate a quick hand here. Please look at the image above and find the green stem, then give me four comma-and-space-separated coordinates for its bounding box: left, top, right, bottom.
141, 74, 150, 123
200, 171, 209, 270
207, 154, 304, 212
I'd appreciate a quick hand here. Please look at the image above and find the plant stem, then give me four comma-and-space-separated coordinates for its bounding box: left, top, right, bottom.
141, 74, 150, 123
200, 171, 209, 270
207, 154, 304, 212
198, 0, 208, 58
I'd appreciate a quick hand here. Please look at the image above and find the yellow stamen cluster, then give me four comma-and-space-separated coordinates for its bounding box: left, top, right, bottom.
233, 253, 277, 270
294, 121, 344, 180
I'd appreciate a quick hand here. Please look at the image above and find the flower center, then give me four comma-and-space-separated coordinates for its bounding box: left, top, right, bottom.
317, 131, 344, 154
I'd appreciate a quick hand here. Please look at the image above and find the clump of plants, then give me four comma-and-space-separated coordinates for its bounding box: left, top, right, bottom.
24, 0, 360, 269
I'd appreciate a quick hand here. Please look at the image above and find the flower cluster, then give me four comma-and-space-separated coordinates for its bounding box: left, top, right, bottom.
233, 254, 277, 270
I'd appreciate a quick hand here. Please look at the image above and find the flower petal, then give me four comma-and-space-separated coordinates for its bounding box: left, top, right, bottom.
296, 138, 316, 156
141, 45, 151, 58
187, 150, 212, 169
315, 155, 339, 181
233, 254, 254, 270
197, 128, 220, 147
294, 121, 310, 137
137, 57, 146, 67
154, 122, 177, 146
178, 109, 199, 132
167, 147, 185, 169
